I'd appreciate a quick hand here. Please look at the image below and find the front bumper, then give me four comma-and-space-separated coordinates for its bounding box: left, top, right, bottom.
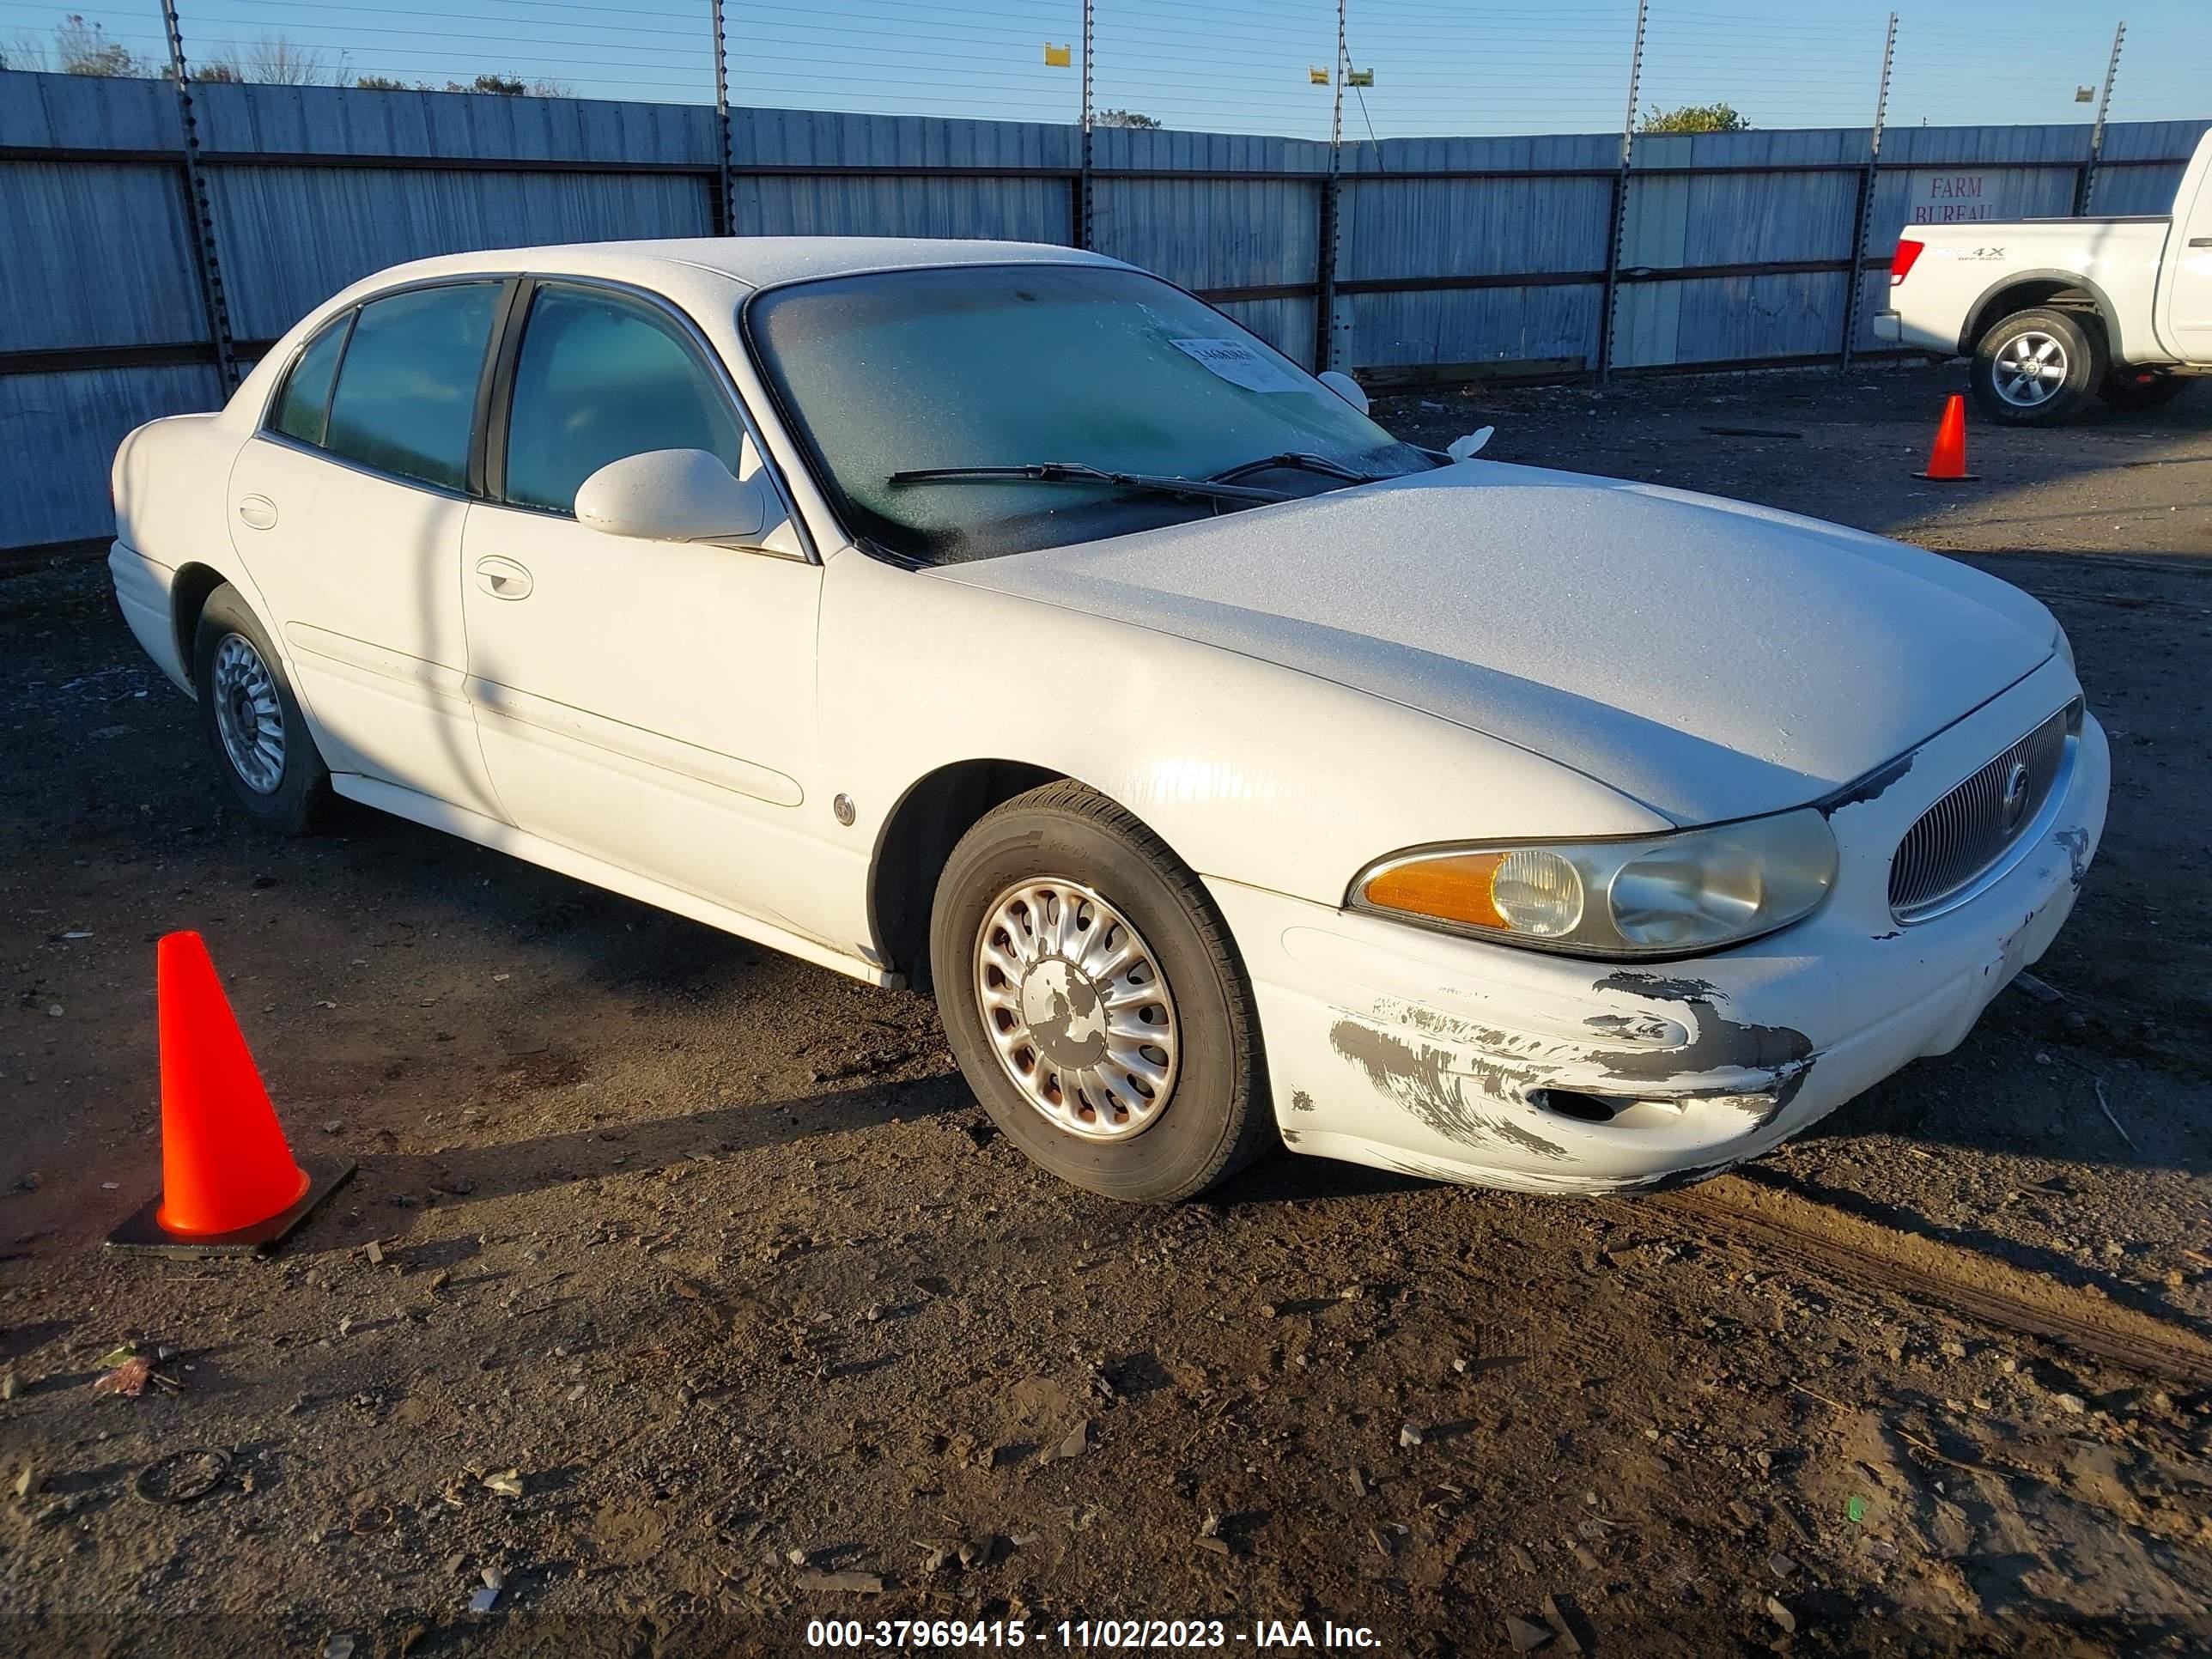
1207, 659, 2109, 1194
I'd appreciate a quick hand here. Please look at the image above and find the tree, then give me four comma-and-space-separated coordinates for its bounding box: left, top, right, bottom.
191, 54, 244, 82
354, 74, 410, 90
0, 33, 44, 71
1638, 100, 1749, 133
1094, 108, 1162, 129
243, 34, 328, 85
442, 71, 569, 96
53, 14, 145, 76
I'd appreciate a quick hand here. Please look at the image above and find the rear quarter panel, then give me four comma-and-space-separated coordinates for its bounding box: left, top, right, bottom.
111, 397, 290, 696
112, 411, 242, 573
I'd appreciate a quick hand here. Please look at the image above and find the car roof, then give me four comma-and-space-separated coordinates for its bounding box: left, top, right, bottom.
349, 236, 1126, 299
252, 237, 1135, 419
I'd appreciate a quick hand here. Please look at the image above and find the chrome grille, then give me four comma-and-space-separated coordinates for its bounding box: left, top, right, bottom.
1889, 702, 2075, 921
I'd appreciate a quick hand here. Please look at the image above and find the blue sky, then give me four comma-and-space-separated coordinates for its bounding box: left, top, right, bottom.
2, 0, 2203, 138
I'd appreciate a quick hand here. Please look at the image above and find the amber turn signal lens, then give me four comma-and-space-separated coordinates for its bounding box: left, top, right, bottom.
1361, 852, 1506, 930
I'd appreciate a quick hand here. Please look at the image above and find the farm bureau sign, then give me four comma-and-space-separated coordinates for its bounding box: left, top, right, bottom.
1907, 170, 2001, 225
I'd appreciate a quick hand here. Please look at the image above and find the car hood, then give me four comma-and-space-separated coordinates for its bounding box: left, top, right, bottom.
924, 460, 2057, 824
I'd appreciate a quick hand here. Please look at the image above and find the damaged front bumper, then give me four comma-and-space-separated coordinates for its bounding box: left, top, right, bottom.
1208, 659, 2110, 1194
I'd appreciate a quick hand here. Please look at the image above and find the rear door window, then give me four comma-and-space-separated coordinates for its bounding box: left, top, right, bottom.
268, 313, 351, 447
323, 283, 499, 491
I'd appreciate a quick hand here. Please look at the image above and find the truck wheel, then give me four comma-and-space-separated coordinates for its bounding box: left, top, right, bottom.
929, 780, 1276, 1203
2097, 368, 2195, 412
1971, 307, 2104, 426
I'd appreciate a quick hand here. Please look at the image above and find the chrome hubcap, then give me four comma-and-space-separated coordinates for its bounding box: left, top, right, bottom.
1993, 331, 2068, 407
974, 878, 1179, 1140
210, 633, 285, 794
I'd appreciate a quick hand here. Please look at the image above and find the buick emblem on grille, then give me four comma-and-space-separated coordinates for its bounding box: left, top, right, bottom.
1889, 703, 2073, 922
2000, 759, 2033, 830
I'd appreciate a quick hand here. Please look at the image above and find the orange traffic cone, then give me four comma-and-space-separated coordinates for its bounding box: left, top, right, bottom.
107, 933, 352, 1256
1914, 393, 1978, 482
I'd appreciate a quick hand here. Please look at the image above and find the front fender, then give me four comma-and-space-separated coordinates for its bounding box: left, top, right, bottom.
812, 544, 1669, 952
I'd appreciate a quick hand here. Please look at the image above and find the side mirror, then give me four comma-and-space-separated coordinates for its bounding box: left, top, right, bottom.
574, 448, 771, 545
1317, 368, 1370, 416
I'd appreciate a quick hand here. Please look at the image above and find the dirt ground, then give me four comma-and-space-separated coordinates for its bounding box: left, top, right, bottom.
3, 363, 2209, 1656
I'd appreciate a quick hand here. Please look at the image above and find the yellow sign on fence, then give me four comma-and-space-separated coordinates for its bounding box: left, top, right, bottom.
1043, 43, 1072, 67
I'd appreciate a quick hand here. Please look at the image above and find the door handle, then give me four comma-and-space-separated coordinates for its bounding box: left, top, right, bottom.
235, 495, 278, 530
2191, 236, 2212, 247
474, 556, 532, 600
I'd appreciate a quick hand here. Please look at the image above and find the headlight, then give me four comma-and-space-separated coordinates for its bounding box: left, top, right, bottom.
1351, 810, 1838, 959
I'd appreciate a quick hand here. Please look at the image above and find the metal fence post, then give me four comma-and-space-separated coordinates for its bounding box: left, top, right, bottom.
1595, 0, 1648, 385
1312, 0, 1346, 371
158, 0, 237, 393
2077, 20, 2125, 216
1839, 10, 1897, 368
1079, 0, 1095, 250
710, 0, 736, 236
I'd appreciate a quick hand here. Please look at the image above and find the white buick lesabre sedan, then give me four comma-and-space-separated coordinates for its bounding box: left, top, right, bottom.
108, 238, 2109, 1202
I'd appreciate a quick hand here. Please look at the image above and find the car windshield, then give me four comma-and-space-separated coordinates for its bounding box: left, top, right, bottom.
744, 263, 1437, 563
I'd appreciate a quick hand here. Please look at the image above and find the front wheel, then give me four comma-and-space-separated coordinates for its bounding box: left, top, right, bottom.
192, 584, 331, 835
929, 780, 1275, 1203
2097, 368, 2195, 412
1970, 307, 2104, 426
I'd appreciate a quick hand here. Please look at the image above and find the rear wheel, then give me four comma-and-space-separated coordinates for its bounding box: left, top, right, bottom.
1971, 307, 2103, 426
2096, 368, 2195, 412
192, 584, 331, 835
929, 780, 1274, 1203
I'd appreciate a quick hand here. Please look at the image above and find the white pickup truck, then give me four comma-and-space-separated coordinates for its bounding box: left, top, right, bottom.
1875, 128, 2211, 425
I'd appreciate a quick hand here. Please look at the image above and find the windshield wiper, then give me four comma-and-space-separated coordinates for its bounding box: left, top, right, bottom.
1206, 451, 1374, 486
886, 462, 1290, 508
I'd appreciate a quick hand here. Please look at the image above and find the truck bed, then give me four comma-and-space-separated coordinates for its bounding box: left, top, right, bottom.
2009, 214, 2171, 225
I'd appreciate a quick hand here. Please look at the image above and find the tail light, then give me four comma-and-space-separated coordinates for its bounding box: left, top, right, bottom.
1889, 238, 1924, 287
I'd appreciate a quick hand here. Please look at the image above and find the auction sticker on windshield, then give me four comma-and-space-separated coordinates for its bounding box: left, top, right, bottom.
1170, 337, 1310, 394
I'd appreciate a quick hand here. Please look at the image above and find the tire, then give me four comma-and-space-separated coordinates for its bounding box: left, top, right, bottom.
191, 583, 331, 835
929, 779, 1275, 1203
1970, 307, 2104, 426
2096, 368, 2195, 412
